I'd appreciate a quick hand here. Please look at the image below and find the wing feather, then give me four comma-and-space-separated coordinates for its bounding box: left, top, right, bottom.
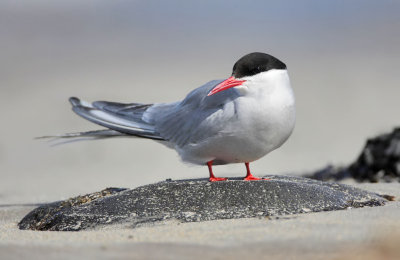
69, 79, 240, 146
70, 97, 164, 140
144, 80, 240, 147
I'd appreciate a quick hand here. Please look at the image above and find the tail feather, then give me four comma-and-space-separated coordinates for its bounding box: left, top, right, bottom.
69, 97, 164, 141
36, 129, 125, 139
36, 129, 130, 146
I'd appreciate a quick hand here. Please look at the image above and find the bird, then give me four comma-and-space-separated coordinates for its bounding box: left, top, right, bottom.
58, 52, 295, 182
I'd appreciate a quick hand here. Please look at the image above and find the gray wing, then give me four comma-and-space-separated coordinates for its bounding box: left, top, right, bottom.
69, 79, 240, 145
145, 79, 241, 147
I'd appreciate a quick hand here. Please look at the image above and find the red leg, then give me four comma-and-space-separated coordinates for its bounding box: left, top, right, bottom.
207, 161, 228, 182
243, 162, 269, 181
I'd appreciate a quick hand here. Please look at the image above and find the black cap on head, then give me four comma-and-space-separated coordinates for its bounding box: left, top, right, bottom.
232, 52, 286, 78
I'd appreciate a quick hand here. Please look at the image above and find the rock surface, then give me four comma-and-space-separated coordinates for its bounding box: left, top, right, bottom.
18, 176, 387, 231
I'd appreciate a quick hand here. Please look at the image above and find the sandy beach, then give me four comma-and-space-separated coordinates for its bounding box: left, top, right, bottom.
1, 183, 399, 259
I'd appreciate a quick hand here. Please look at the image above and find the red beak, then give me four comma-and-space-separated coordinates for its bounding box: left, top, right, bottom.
207, 76, 246, 96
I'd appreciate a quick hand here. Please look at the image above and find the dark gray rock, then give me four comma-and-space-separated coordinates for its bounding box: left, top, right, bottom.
305, 127, 400, 182
18, 176, 387, 231
350, 127, 400, 182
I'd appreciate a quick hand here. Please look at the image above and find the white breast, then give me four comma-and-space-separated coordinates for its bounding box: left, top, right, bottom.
234, 69, 295, 156
177, 69, 295, 165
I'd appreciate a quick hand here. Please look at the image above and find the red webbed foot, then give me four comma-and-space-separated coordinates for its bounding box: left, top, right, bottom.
243, 175, 262, 181
243, 162, 270, 181
209, 177, 228, 182
207, 160, 228, 182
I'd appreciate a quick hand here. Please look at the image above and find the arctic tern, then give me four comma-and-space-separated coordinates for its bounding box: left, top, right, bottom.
61, 52, 295, 182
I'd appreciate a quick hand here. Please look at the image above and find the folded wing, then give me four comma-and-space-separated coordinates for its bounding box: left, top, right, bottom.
69, 97, 164, 140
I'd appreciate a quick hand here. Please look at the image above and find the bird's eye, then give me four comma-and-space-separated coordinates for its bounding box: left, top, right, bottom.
251, 66, 261, 74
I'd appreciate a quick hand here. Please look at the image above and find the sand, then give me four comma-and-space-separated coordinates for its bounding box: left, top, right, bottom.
0, 183, 399, 259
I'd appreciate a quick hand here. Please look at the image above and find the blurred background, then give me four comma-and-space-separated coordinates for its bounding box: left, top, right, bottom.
1, 0, 399, 204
